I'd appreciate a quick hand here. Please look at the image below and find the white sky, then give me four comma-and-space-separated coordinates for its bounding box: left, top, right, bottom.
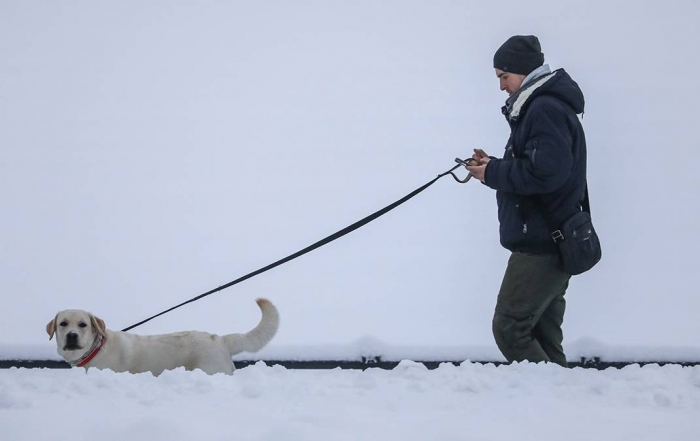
1, 0, 699, 351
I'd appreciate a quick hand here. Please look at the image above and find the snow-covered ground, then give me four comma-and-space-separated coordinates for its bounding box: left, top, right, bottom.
2, 361, 699, 441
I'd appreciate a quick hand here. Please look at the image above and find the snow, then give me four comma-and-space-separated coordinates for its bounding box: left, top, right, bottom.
1, 362, 699, 440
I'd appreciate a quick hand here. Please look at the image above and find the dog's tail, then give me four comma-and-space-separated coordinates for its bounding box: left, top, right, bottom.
224, 298, 280, 356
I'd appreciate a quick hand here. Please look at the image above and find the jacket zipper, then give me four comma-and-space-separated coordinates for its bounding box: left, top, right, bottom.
522, 141, 536, 234
509, 138, 527, 235
516, 199, 528, 234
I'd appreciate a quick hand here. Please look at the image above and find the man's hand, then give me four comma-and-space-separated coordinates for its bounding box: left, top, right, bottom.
472, 148, 489, 162
467, 149, 491, 183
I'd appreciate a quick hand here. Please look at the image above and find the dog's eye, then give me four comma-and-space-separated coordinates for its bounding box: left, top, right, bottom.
59, 321, 68, 327
79, 323, 87, 328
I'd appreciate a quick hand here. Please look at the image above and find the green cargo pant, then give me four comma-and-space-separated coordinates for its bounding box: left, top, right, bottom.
492, 252, 571, 367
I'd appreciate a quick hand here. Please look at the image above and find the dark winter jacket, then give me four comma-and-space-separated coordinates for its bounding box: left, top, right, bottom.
484, 69, 587, 254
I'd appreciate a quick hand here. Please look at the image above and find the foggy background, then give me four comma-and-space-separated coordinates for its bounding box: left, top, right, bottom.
2, 0, 698, 354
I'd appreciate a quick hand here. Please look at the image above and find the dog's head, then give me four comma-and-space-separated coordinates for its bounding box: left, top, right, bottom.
46, 310, 107, 361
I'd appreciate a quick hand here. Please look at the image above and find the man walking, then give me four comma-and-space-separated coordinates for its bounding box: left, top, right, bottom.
466, 35, 588, 367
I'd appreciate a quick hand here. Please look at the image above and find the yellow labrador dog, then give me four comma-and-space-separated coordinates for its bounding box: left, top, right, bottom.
46, 298, 279, 376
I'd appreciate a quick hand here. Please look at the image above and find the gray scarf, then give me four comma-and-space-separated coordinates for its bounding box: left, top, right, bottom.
503, 64, 552, 120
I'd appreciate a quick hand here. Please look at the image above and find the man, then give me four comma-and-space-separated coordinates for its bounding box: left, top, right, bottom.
466, 35, 587, 367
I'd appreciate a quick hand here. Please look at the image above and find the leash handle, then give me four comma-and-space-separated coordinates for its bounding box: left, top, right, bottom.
448, 157, 475, 183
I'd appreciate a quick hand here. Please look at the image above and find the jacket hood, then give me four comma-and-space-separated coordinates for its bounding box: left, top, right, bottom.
504, 69, 585, 121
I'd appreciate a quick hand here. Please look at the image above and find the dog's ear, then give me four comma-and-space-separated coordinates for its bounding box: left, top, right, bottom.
46, 314, 58, 341
89, 314, 107, 338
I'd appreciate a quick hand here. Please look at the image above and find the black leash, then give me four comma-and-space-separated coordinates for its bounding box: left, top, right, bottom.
122, 160, 473, 332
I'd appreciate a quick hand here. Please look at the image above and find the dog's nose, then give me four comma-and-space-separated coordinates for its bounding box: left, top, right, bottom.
66, 332, 78, 344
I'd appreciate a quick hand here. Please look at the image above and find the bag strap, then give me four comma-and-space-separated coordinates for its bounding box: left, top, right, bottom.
581, 183, 591, 216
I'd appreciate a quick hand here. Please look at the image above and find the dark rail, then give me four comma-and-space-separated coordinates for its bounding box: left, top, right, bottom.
2, 357, 699, 371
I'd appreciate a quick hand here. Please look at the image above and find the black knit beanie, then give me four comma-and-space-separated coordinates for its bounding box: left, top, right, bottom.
493, 35, 544, 75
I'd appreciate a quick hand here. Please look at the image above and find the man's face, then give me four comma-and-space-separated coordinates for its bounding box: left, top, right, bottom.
495, 68, 526, 96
